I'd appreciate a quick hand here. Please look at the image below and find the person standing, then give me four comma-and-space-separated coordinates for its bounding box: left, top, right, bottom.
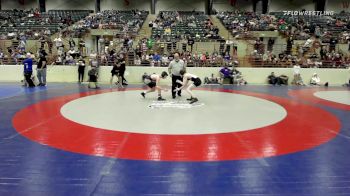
0, 49, 4, 65
98, 36, 105, 54
117, 54, 127, 86
168, 52, 186, 99
23, 53, 35, 87
36, 49, 47, 86
110, 60, 124, 88
77, 56, 86, 83
54, 35, 63, 51
69, 37, 76, 49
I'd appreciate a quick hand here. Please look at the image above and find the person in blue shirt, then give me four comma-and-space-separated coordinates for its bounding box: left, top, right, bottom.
153, 52, 161, 66
23, 53, 35, 87
219, 64, 233, 84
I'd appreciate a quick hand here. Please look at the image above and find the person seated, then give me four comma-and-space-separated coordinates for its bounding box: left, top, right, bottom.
310, 73, 321, 86
309, 73, 329, 86
292, 64, 304, 85
219, 65, 233, 84
204, 73, 220, 84
153, 52, 161, 66
268, 72, 280, 85
134, 56, 141, 65
232, 68, 247, 85
65, 54, 75, 65
292, 73, 305, 85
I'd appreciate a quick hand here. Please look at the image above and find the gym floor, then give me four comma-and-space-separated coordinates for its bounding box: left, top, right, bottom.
0, 83, 349, 195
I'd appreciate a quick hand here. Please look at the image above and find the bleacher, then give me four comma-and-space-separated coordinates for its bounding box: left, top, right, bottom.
270, 11, 350, 42
151, 11, 223, 42
47, 10, 93, 23
86, 10, 149, 37
0, 9, 93, 40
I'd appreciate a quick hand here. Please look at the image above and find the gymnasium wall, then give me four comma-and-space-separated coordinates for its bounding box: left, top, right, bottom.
155, 0, 205, 12
1, 65, 349, 85
1, 0, 209, 12
213, 0, 253, 12
100, 0, 150, 11
269, 0, 315, 12
326, 0, 350, 12
1, 0, 255, 13
1, 0, 38, 10
46, 0, 95, 10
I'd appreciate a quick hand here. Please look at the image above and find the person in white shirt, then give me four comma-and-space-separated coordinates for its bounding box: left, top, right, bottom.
310, 73, 321, 86
168, 53, 186, 99
134, 56, 141, 65
174, 69, 202, 104
0, 49, 4, 65
292, 64, 304, 85
98, 36, 105, 54
162, 56, 169, 66
54, 36, 63, 50
67, 48, 75, 56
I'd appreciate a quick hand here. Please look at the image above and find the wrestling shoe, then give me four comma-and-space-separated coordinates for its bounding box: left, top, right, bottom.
158, 97, 166, 101
186, 97, 193, 101
141, 92, 146, 98
189, 98, 198, 104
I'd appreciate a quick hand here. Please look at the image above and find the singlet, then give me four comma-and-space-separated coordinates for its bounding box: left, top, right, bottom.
186, 73, 198, 82
145, 74, 157, 81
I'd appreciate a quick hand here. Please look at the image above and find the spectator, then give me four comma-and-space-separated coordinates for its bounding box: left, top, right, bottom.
0, 49, 4, 65
310, 73, 321, 86
54, 35, 63, 50
267, 38, 275, 52
153, 52, 161, 66
134, 56, 141, 65
77, 56, 86, 83
110, 60, 122, 88
268, 72, 280, 85
69, 37, 76, 49
65, 53, 74, 65
204, 73, 219, 84
23, 53, 35, 87
88, 67, 99, 89
98, 36, 105, 54
219, 64, 233, 84
36, 49, 47, 86
291, 69, 304, 85
329, 37, 337, 52
232, 68, 247, 85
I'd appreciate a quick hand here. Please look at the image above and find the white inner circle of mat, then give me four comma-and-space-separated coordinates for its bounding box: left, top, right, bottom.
60, 90, 287, 135
313, 91, 350, 105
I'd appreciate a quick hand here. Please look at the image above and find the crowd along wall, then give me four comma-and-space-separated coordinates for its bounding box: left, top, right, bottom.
0, 65, 349, 85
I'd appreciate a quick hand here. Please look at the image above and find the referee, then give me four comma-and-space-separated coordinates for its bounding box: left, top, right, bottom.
168, 52, 186, 99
